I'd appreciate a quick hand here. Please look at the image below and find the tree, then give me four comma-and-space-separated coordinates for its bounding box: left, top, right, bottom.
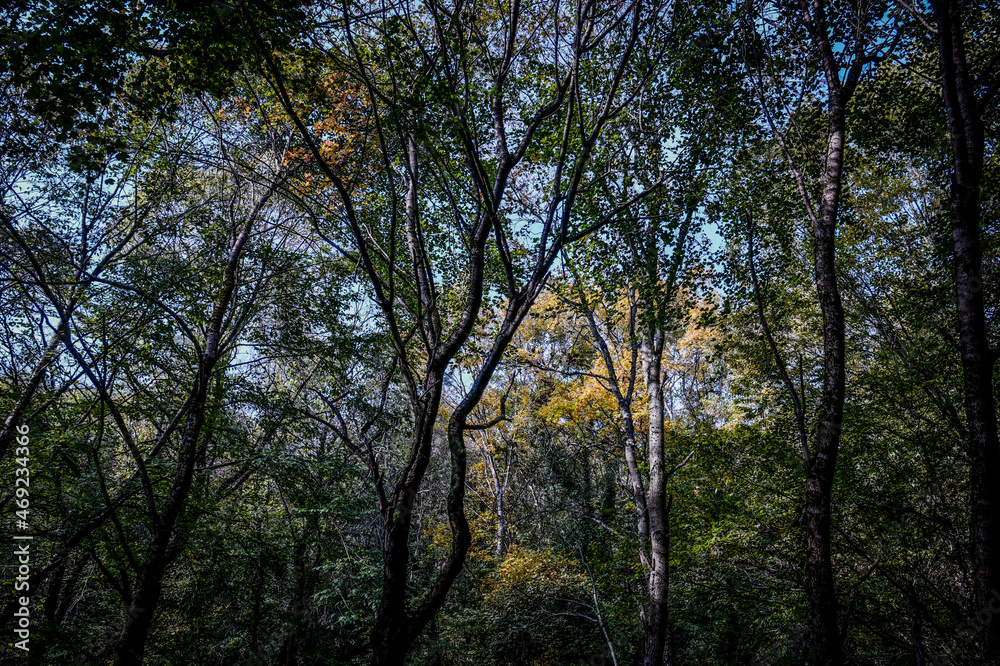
738, 1, 900, 660
559, 187, 698, 665
925, 1, 1000, 661
240, 0, 672, 661
5, 0, 995, 662
107, 107, 295, 666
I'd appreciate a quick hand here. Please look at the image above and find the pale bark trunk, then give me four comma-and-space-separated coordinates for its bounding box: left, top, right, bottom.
641, 332, 671, 666
802, 95, 847, 666
793, 4, 856, 660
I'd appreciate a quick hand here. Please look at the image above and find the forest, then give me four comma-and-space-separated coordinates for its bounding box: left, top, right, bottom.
0, 0, 997, 664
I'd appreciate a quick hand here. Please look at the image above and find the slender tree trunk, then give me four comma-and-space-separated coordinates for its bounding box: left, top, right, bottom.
110, 175, 272, 665
480, 448, 508, 558
931, 2, 1000, 662
571, 199, 694, 665
494, 466, 507, 559
578, 292, 651, 568
783, 4, 860, 657
642, 332, 671, 666
801, 91, 848, 666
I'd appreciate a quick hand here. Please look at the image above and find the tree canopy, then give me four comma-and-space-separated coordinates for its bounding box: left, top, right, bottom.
1, 0, 998, 664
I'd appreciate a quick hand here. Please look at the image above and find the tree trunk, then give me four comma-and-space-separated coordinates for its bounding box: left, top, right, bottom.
791, 4, 857, 657
112, 538, 170, 666
113, 388, 210, 666
642, 332, 671, 666
370, 388, 444, 666
804, 464, 841, 665
110, 175, 269, 665
801, 91, 848, 666
495, 477, 507, 559
369, 518, 412, 666
909, 585, 927, 666
931, 2, 1000, 662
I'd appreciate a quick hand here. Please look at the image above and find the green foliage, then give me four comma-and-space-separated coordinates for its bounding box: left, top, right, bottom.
2, 0, 998, 663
